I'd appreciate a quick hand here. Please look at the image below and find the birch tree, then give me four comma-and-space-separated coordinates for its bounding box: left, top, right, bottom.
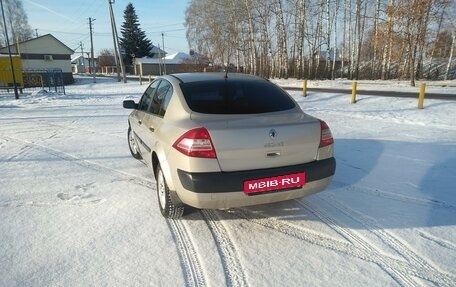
185, 0, 455, 81
445, 31, 455, 80
393, 0, 434, 86
382, 0, 395, 79
297, 0, 307, 79
0, 0, 32, 47
273, 0, 289, 78
443, 0, 456, 80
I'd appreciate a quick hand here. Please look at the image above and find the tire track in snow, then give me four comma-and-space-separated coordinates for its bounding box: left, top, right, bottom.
295, 200, 418, 287
5, 145, 32, 161
227, 208, 455, 287
3, 136, 223, 286
167, 219, 207, 287
1, 135, 154, 188
5, 134, 210, 286
320, 194, 456, 286
36, 119, 125, 139
332, 181, 456, 211
2, 137, 33, 161
201, 210, 249, 287
0, 196, 105, 208
418, 231, 456, 251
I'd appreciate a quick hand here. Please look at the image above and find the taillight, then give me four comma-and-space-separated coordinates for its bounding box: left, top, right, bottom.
319, 120, 334, 147
172, 128, 217, 158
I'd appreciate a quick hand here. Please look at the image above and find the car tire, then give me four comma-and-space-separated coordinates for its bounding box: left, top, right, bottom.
156, 164, 184, 219
128, 126, 142, 160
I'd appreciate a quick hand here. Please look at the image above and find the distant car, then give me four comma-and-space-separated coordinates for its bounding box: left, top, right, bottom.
123, 73, 336, 218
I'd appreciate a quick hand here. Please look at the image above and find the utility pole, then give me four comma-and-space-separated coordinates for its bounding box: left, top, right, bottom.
108, 0, 121, 81
88, 17, 96, 83
157, 44, 162, 75
161, 32, 166, 75
80, 41, 85, 71
0, 0, 18, 99
108, 0, 126, 83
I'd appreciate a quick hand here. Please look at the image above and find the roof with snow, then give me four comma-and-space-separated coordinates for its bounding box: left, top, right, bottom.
71, 55, 83, 62
0, 34, 74, 55
135, 52, 211, 65
136, 52, 193, 65
150, 46, 166, 57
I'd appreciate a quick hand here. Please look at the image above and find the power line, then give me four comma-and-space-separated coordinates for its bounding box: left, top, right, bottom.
148, 28, 186, 34
143, 22, 185, 30
37, 29, 87, 36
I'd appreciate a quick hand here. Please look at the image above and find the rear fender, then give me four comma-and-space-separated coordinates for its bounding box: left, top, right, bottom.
152, 143, 183, 205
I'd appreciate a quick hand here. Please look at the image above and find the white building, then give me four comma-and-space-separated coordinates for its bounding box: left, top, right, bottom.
0, 34, 74, 84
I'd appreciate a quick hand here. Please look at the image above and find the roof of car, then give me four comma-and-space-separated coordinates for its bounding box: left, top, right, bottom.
169, 72, 269, 83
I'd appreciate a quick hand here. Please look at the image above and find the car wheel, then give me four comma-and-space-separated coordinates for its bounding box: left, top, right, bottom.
128, 126, 142, 159
156, 164, 184, 219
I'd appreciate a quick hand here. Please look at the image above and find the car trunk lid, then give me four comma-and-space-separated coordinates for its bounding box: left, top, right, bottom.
191, 110, 321, 172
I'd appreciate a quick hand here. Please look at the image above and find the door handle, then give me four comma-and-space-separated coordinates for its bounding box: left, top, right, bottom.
149, 127, 155, 132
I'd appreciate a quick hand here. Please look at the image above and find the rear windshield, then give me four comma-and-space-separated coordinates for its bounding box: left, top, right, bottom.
180, 79, 296, 114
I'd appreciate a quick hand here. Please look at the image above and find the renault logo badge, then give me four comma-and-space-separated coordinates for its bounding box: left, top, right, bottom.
269, 129, 277, 140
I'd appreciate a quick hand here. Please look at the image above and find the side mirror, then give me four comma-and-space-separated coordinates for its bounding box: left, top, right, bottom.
123, 100, 138, 109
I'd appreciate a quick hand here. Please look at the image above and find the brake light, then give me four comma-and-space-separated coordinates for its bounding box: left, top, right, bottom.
319, 120, 334, 147
173, 128, 217, 158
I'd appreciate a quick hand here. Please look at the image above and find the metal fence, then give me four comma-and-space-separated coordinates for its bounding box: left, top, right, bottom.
0, 68, 66, 95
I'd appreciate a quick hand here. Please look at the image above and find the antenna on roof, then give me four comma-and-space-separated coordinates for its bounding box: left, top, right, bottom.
224, 62, 229, 79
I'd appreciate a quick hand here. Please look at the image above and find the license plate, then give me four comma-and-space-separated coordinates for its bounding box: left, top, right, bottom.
243, 172, 306, 195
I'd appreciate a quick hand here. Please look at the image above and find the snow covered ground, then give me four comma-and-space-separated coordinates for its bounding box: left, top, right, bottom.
1, 76, 455, 287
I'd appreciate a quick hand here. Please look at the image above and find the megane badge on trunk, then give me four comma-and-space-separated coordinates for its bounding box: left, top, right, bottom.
269, 129, 277, 139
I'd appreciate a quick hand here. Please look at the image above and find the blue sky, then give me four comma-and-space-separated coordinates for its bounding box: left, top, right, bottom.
23, 0, 190, 56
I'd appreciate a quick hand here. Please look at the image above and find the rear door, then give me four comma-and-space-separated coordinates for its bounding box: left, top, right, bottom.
132, 80, 161, 162
140, 79, 174, 158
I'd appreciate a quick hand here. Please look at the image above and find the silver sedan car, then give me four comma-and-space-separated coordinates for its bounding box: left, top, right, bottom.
123, 73, 335, 218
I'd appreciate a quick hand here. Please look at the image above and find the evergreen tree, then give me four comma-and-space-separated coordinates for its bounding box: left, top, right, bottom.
120, 3, 152, 65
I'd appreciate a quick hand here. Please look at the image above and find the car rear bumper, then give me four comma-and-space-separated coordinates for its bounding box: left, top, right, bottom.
178, 157, 335, 193
175, 157, 336, 209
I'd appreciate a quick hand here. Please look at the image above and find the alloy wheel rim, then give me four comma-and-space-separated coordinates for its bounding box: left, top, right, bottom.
129, 131, 138, 153
158, 171, 166, 209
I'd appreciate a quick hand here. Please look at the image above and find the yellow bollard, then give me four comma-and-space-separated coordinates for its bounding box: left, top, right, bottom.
148, 75, 152, 84
418, 83, 426, 109
351, 81, 357, 104
303, 79, 308, 97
